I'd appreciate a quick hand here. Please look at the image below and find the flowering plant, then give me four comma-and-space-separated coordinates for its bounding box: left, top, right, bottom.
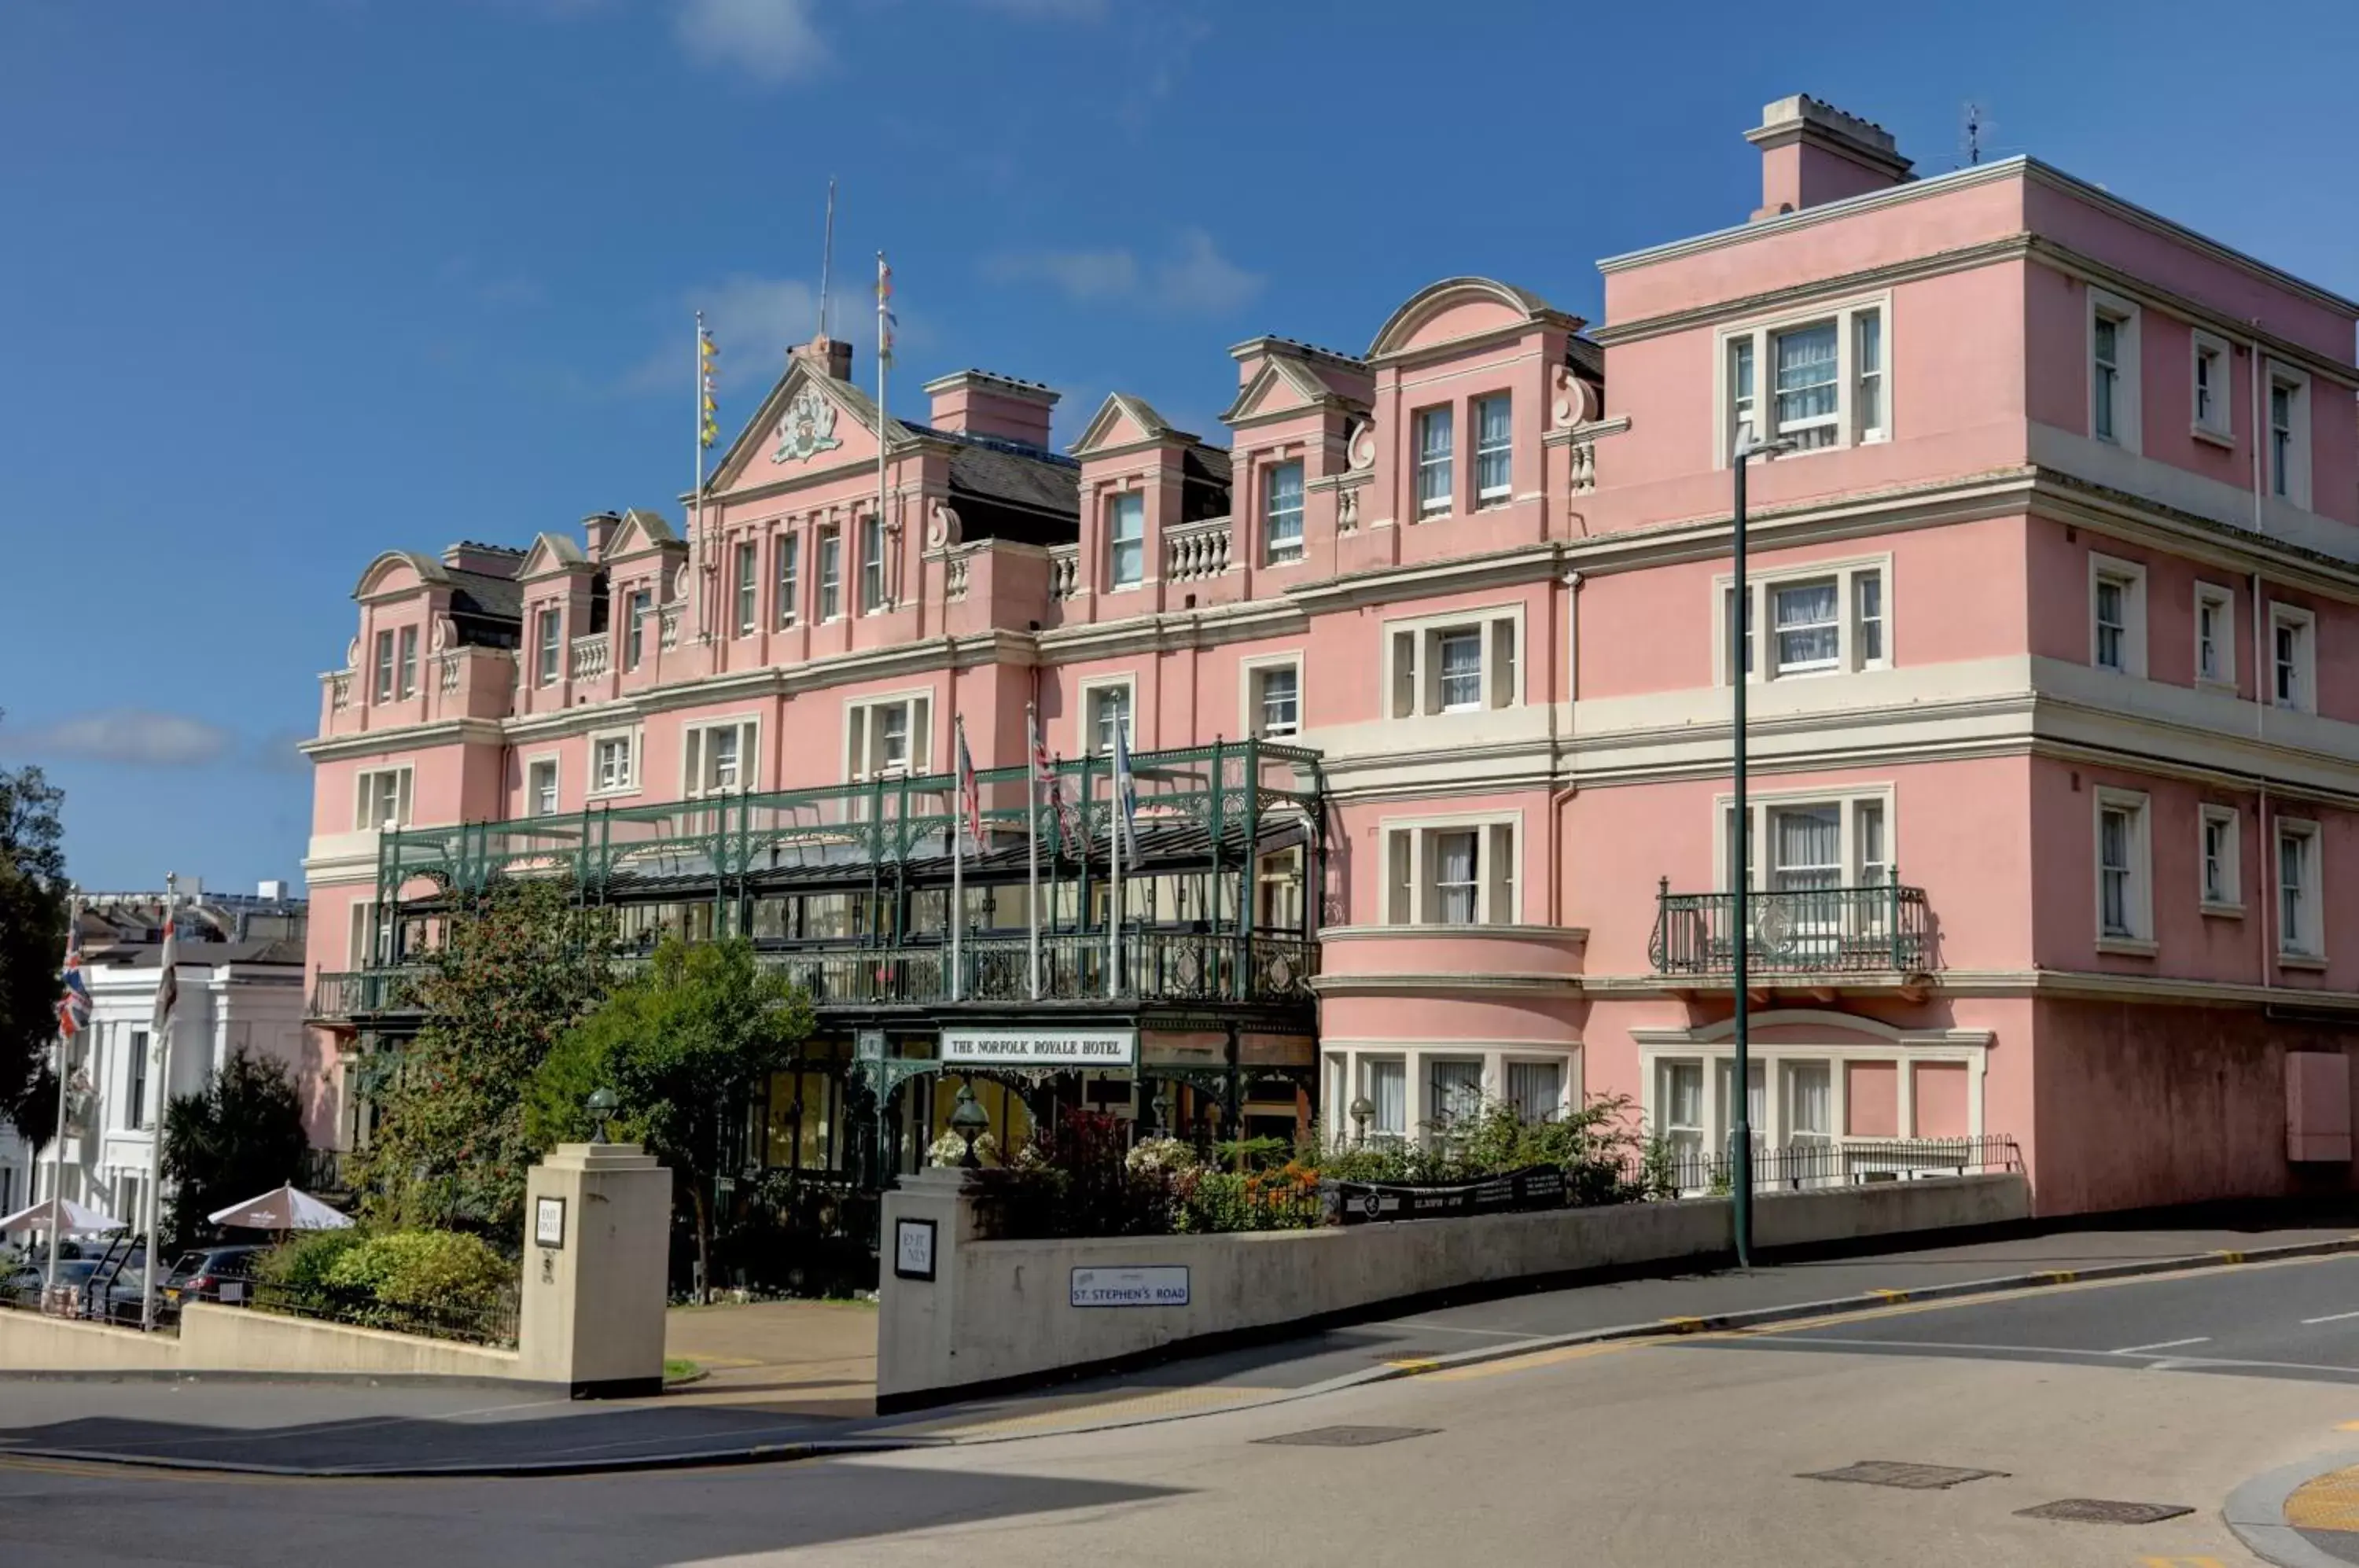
926, 1128, 1000, 1168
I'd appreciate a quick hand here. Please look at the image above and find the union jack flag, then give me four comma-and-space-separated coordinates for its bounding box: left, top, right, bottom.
955, 716, 984, 847
56, 923, 90, 1040
1032, 726, 1079, 858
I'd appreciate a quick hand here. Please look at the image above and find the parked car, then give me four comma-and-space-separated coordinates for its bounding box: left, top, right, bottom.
0, 1257, 101, 1307
162, 1245, 269, 1309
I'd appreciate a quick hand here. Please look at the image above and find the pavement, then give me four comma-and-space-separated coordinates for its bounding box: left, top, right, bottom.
20, 1241, 2359, 1565
5, 1215, 2359, 1477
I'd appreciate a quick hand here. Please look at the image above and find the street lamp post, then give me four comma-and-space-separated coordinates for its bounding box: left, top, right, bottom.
1730, 431, 1792, 1272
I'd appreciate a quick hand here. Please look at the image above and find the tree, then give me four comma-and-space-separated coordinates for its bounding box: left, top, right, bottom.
355, 878, 615, 1242
160, 1048, 311, 1250
0, 712, 69, 1145
528, 937, 811, 1301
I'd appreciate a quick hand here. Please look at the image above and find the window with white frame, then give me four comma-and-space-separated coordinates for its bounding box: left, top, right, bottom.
589, 727, 638, 796
1722, 790, 1893, 893
1364, 1058, 1406, 1138
396, 625, 418, 699
2192, 329, 2232, 442
127, 1029, 151, 1130
624, 587, 652, 671
1720, 559, 1888, 682
2089, 555, 2146, 676
1083, 681, 1133, 756
2095, 788, 2151, 945
847, 693, 931, 782
372, 630, 396, 703
2270, 602, 2315, 712
535, 608, 561, 686
347, 900, 380, 968
528, 757, 558, 817
1386, 607, 1521, 717
2195, 582, 2235, 686
2278, 819, 2322, 959
2269, 364, 2311, 508
1720, 299, 1886, 457
1507, 1060, 1563, 1124
683, 718, 758, 797
2199, 804, 2241, 911
818, 527, 841, 620
353, 766, 411, 831
1415, 406, 1454, 517
1657, 1059, 1704, 1161
2090, 291, 2140, 451
861, 513, 886, 613
734, 542, 757, 636
1247, 661, 1300, 738
1107, 492, 1145, 589
1783, 1059, 1832, 1146
1428, 1059, 1485, 1128
1474, 394, 1512, 506
1263, 461, 1304, 564
1382, 816, 1518, 926
775, 533, 800, 628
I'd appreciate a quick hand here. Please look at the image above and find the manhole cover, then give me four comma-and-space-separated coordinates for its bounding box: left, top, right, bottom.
2015, 1499, 2192, 1525
1800, 1460, 2008, 1490
1254, 1426, 1437, 1448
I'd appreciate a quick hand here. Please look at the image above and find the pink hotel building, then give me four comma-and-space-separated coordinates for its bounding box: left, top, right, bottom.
304, 95, 2359, 1221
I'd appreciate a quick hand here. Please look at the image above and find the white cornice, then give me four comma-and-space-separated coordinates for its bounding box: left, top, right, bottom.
300, 718, 505, 762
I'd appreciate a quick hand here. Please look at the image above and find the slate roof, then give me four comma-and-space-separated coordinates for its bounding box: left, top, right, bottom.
100, 938, 308, 968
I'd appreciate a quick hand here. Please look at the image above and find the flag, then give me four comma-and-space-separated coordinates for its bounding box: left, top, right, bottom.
1111, 716, 1139, 861
152, 900, 178, 1035
955, 716, 984, 846
874, 253, 896, 368
698, 315, 719, 449
56, 924, 89, 1040
1031, 724, 1076, 857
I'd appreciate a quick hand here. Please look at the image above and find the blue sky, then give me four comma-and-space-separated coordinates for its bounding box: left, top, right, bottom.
5, 0, 2357, 895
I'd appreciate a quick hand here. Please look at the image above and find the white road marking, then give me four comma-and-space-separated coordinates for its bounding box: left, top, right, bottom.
2111, 1337, 2210, 1355
2302, 1310, 2359, 1324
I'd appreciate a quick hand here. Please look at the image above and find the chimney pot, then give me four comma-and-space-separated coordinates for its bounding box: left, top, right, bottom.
922, 369, 1060, 451
1746, 94, 1913, 221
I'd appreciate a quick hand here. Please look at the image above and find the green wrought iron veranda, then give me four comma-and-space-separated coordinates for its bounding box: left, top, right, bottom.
323, 738, 1329, 1018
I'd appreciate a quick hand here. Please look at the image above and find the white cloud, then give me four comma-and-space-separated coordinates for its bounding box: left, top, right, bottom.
622, 274, 820, 396
675, 0, 830, 85
1151, 228, 1263, 315
2, 710, 236, 767
984, 248, 1139, 301
984, 230, 1260, 316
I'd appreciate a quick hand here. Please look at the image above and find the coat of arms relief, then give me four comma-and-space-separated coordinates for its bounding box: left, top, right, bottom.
772, 385, 842, 465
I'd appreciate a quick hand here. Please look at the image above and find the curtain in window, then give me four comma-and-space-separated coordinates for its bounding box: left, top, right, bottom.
1853, 572, 1882, 663
1110, 493, 1144, 585
1786, 1061, 1831, 1140
2280, 833, 2307, 949
1367, 1058, 1406, 1136
1476, 396, 1512, 499
1440, 631, 1483, 709
1434, 831, 1478, 923
2100, 809, 2131, 933
1771, 806, 1841, 892
1773, 322, 1838, 446
1856, 802, 1886, 885
1507, 1061, 1562, 1124
1416, 410, 1453, 510
1773, 581, 1839, 670
1265, 462, 1304, 559
1429, 1059, 1485, 1126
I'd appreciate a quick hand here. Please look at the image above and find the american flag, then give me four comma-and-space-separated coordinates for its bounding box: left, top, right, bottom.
55, 923, 90, 1040
1032, 726, 1078, 857
955, 716, 984, 846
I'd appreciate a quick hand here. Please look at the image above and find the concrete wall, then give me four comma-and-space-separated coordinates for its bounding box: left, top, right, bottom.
0, 1301, 520, 1380
878, 1170, 2029, 1406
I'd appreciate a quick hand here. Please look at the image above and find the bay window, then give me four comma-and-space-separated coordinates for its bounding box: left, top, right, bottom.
1382, 817, 1518, 926
1364, 1058, 1406, 1139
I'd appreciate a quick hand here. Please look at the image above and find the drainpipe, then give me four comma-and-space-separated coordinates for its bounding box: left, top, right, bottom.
1548, 571, 1582, 927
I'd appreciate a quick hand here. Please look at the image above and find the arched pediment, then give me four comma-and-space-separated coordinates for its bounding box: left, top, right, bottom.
1366, 276, 1572, 359
351, 550, 450, 602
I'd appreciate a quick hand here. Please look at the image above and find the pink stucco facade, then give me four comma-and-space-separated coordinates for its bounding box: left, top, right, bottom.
304, 93, 2359, 1216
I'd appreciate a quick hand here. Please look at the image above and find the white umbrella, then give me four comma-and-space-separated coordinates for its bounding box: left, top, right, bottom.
0, 1195, 129, 1238
207, 1184, 354, 1232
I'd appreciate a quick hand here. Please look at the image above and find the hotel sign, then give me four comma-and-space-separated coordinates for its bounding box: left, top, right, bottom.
940, 1027, 1139, 1069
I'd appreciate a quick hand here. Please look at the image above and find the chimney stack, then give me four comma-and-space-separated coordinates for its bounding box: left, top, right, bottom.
1746, 95, 1913, 221
922, 370, 1059, 451
582, 510, 622, 560
793, 333, 855, 381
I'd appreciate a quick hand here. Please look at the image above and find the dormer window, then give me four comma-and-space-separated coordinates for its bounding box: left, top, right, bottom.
1108, 492, 1145, 590
1474, 395, 1512, 507
396, 626, 418, 699
624, 588, 652, 671
1415, 407, 1454, 517
535, 608, 561, 686
372, 631, 396, 704
1264, 461, 1305, 565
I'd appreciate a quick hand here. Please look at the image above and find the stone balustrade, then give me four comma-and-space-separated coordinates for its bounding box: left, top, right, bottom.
944, 550, 971, 602
658, 604, 681, 650
569, 633, 609, 682
1165, 517, 1231, 583
437, 653, 462, 694
326, 670, 351, 711
1048, 543, 1079, 600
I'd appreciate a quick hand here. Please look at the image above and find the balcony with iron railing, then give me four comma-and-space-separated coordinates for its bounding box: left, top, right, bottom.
1648, 876, 1934, 982
307, 929, 1317, 1029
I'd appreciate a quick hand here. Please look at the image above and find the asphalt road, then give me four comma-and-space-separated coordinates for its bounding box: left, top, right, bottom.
13, 1250, 2359, 1566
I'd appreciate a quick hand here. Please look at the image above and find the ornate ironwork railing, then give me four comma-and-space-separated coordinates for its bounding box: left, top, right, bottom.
307, 968, 428, 1022
1648, 879, 1933, 977
1640, 1136, 2019, 1195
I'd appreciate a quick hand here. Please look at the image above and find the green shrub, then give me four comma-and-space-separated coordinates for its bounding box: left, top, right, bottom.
327, 1230, 512, 1313
256, 1228, 366, 1295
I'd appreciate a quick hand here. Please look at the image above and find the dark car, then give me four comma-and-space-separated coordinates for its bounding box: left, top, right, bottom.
0, 1257, 101, 1308
163, 1245, 269, 1308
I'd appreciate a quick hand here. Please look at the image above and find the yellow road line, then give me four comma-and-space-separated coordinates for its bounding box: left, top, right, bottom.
1426, 1339, 1653, 1382
1659, 1316, 1707, 1334
2286, 1465, 2359, 1532
1385, 1358, 1440, 1374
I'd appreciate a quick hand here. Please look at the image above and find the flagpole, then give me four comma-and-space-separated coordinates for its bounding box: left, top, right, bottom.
875, 251, 890, 611
44, 890, 77, 1305
142, 873, 176, 1332
950, 716, 966, 1004
694, 312, 706, 644
1106, 751, 1121, 1001
1026, 704, 1042, 1002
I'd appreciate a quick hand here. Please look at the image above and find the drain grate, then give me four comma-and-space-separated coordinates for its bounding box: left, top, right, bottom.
2015, 1498, 2192, 1526
1254, 1425, 1438, 1448
1800, 1460, 2008, 1490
